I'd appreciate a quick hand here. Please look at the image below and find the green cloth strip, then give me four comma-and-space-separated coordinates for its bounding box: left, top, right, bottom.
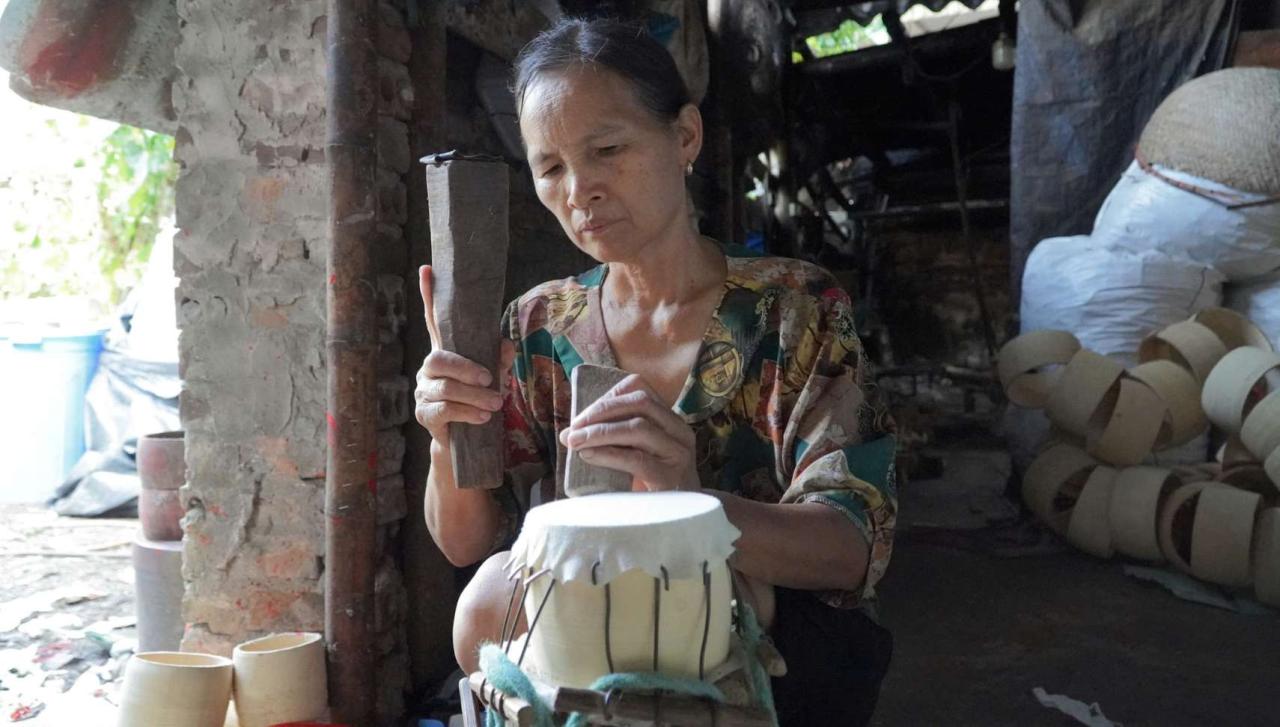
477, 601, 779, 727
478, 644, 556, 727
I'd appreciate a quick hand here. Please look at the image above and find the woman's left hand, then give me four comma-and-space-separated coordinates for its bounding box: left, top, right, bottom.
558, 374, 699, 491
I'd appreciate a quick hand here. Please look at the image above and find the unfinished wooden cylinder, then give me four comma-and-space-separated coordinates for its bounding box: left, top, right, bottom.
1254, 508, 1280, 607
1267, 448, 1280, 493
1218, 464, 1277, 497
1190, 485, 1262, 588
232, 632, 327, 727
507, 492, 738, 689
1201, 347, 1280, 434
1158, 481, 1213, 575
1085, 377, 1165, 466
1109, 467, 1179, 561
1022, 443, 1096, 536
1046, 350, 1123, 438
1138, 320, 1228, 385
117, 652, 232, 727
423, 156, 510, 489
1128, 360, 1207, 448
1241, 390, 1280, 462
1191, 307, 1272, 352
997, 330, 1081, 408
1066, 466, 1118, 558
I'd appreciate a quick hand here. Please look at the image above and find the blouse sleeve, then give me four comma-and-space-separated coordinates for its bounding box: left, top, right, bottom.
486, 299, 555, 555
775, 283, 897, 608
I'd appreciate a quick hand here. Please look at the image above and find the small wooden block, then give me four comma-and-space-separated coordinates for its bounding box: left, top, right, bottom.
564, 364, 633, 497
424, 157, 510, 489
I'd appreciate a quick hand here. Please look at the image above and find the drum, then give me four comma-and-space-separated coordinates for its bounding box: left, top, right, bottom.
503, 491, 740, 689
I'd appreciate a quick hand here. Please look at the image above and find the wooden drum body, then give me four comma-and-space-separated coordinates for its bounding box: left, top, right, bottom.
508, 492, 740, 689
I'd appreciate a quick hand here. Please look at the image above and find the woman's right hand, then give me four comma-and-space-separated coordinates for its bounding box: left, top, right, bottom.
414, 264, 514, 446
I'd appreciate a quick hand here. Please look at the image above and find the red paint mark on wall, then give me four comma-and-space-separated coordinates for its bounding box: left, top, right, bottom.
18, 0, 135, 97
326, 412, 336, 447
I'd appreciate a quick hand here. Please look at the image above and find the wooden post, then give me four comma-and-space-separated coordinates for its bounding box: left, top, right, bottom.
423, 154, 510, 489
325, 0, 378, 722
563, 364, 633, 497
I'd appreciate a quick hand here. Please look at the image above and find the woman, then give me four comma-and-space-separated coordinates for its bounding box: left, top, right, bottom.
415, 17, 896, 725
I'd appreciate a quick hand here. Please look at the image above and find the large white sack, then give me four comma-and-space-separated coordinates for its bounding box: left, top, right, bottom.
1224, 272, 1280, 350
1020, 237, 1224, 366
1010, 239, 1223, 472
1092, 161, 1280, 283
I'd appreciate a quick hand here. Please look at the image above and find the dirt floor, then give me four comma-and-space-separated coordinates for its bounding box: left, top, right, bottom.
873, 446, 1280, 727
3, 446, 1279, 726
0, 505, 136, 724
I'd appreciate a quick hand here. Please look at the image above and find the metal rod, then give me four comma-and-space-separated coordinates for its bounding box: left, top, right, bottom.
605, 582, 615, 673
594, 561, 616, 673
653, 576, 661, 672
504, 569, 530, 653
518, 579, 557, 667
324, 0, 378, 722
699, 561, 711, 680
499, 575, 523, 645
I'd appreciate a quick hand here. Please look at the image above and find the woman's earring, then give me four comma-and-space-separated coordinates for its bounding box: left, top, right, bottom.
685, 161, 694, 176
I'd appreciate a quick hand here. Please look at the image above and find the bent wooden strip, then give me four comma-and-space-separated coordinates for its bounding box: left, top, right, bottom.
1254, 508, 1280, 608
1267, 448, 1280, 494
1046, 350, 1123, 438
1109, 467, 1178, 562
1022, 443, 1096, 536
1219, 464, 1278, 498
1201, 347, 1280, 433
997, 330, 1081, 409
1066, 466, 1118, 558
1128, 360, 1207, 448
1240, 390, 1280, 462
1138, 320, 1227, 385
1190, 485, 1262, 588
1158, 481, 1212, 575
1192, 307, 1272, 352
1086, 377, 1165, 467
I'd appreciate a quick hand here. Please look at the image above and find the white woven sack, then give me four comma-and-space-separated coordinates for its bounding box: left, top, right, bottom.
1091, 161, 1280, 283
1224, 272, 1280, 351
1010, 239, 1222, 471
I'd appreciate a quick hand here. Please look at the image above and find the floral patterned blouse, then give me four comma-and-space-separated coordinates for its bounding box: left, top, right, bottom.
492, 244, 897, 608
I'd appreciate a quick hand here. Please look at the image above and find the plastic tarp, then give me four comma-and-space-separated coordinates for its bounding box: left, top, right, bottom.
1009, 0, 1239, 300
50, 232, 179, 516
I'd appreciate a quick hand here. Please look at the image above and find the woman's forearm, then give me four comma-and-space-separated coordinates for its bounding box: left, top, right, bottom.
705, 491, 869, 592
424, 439, 504, 567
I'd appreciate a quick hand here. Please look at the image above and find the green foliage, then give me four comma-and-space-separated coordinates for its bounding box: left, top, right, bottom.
802, 16, 890, 59
0, 114, 175, 317
96, 126, 177, 304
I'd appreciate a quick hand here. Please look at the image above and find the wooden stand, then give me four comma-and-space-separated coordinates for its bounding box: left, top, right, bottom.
423, 153, 510, 489
462, 666, 776, 727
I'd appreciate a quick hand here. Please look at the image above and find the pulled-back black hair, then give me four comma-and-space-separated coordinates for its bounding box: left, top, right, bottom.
512, 16, 691, 124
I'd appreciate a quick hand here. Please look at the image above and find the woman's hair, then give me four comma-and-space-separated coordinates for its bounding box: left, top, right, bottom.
511, 16, 691, 124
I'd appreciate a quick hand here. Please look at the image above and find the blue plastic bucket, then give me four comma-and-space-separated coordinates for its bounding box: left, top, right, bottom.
0, 328, 107, 503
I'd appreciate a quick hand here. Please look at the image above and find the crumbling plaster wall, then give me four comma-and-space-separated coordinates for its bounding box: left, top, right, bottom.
173, 0, 411, 720
171, 0, 589, 717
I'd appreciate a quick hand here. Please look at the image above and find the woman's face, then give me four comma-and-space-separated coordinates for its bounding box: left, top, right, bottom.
519, 65, 701, 264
